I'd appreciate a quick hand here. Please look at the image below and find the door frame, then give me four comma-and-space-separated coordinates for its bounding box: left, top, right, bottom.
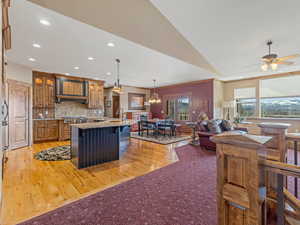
112, 95, 120, 118
7, 79, 32, 150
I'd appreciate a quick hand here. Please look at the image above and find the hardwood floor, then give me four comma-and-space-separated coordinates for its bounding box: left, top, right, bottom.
1, 138, 188, 225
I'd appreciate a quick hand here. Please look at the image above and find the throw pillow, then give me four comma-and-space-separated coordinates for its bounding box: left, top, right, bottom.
207, 120, 222, 134
221, 120, 234, 131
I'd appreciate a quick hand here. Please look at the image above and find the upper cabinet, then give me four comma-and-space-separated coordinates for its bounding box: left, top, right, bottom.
88, 80, 104, 109
33, 71, 104, 109
55, 75, 88, 103
33, 72, 55, 108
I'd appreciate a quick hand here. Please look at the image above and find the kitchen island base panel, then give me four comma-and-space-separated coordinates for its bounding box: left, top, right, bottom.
71, 125, 130, 169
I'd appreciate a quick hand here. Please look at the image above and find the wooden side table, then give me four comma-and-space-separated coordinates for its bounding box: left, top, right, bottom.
286, 133, 300, 198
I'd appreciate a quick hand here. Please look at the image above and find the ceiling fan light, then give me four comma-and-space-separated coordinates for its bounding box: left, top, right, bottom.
261, 63, 268, 71
271, 63, 278, 71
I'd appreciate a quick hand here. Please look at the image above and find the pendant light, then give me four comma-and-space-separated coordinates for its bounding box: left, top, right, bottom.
149, 79, 161, 104
112, 58, 122, 93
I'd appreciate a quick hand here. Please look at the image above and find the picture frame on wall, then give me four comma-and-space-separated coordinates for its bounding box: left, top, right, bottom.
128, 93, 146, 110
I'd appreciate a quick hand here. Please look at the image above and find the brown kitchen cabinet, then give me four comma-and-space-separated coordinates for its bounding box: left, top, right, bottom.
33, 72, 55, 108
59, 120, 71, 141
88, 80, 104, 109
33, 120, 59, 142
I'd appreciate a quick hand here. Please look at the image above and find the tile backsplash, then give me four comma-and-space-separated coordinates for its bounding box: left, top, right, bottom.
55, 102, 103, 118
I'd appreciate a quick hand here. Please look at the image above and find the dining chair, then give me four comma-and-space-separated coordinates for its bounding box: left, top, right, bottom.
140, 121, 155, 136
158, 120, 175, 137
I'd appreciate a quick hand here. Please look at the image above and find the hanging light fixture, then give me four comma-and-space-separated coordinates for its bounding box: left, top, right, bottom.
112, 58, 122, 93
149, 79, 161, 104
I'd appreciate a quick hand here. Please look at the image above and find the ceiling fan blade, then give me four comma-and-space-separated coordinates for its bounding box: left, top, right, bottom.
277, 54, 300, 62
275, 61, 294, 65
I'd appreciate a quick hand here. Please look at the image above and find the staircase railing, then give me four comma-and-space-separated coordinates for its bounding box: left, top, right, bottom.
260, 159, 300, 225
211, 124, 300, 225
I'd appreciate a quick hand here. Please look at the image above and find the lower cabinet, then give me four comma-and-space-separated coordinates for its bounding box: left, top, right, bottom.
33, 120, 71, 143
59, 120, 71, 141
33, 120, 59, 142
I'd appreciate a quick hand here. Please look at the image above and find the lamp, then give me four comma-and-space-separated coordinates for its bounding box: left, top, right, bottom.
149, 79, 161, 104
261, 63, 268, 71
112, 59, 122, 93
271, 63, 278, 71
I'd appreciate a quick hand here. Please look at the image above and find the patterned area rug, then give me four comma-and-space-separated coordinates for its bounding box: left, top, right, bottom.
34, 145, 71, 161
130, 133, 191, 144
19, 145, 217, 225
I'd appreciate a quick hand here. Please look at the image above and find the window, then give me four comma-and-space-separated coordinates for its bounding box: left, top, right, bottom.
166, 97, 190, 121
234, 87, 256, 118
261, 76, 300, 118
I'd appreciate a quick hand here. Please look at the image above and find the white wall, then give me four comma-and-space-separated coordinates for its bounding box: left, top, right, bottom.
6, 61, 32, 84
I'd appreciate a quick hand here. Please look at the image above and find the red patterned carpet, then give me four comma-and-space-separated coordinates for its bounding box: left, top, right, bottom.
19, 145, 217, 225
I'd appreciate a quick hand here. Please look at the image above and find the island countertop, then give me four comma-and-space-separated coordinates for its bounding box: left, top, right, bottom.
70, 120, 133, 129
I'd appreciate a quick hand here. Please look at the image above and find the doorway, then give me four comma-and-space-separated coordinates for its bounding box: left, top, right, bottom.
8, 80, 30, 150
112, 95, 120, 118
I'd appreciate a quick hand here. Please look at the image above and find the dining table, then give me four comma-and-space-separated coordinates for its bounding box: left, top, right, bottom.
138, 119, 177, 137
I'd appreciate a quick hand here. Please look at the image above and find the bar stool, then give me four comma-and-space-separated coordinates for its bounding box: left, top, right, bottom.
286, 133, 300, 198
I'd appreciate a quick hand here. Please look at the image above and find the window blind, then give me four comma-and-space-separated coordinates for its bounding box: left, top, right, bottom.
261, 75, 300, 98
234, 87, 256, 99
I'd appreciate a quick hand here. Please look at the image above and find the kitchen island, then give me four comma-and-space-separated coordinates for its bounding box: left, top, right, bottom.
71, 121, 131, 169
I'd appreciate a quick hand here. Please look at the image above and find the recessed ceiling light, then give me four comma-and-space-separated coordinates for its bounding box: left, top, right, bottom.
65, 73, 70, 75
40, 19, 51, 26
88, 57, 94, 61
33, 43, 41, 48
28, 57, 36, 62
106, 72, 111, 75
74, 66, 80, 70
107, 42, 115, 47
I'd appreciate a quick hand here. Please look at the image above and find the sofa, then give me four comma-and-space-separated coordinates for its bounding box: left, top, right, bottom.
198, 119, 247, 151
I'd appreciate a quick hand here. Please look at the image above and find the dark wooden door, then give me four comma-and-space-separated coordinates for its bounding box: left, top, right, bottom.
112, 95, 120, 118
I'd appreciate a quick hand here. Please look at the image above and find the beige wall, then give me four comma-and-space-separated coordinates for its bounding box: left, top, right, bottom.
6, 61, 32, 84
104, 86, 150, 118
119, 86, 150, 113
213, 79, 224, 119
223, 75, 300, 132
223, 79, 259, 102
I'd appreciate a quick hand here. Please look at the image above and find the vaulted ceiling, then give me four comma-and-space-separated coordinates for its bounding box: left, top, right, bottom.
150, 0, 300, 80
6, 0, 300, 87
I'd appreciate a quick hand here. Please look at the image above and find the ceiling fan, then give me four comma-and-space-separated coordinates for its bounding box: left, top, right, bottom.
261, 40, 300, 71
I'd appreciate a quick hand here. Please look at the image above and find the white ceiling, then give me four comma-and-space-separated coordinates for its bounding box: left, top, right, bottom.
7, 0, 300, 87
7, 0, 214, 88
150, 0, 300, 80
